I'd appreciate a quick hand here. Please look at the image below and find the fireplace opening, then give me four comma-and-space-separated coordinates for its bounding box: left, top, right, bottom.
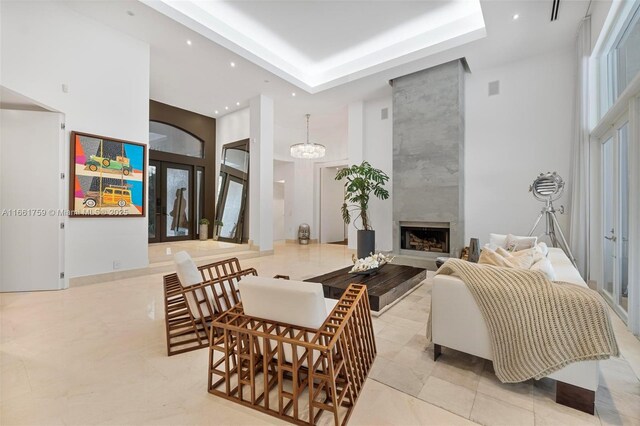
401, 225, 450, 253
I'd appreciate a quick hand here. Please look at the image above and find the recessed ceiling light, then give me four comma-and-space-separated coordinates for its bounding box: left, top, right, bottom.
230, 61, 236, 67
512, 14, 520, 20
236, 101, 240, 106
214, 110, 219, 114
225, 106, 229, 110
291, 92, 296, 97
126, 10, 135, 16
186, 39, 192, 46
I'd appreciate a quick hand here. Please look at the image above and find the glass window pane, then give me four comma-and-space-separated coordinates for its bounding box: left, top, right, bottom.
619, 124, 629, 312
603, 137, 614, 296
149, 121, 203, 158
167, 168, 190, 237
616, 6, 640, 97
220, 180, 244, 239
223, 148, 249, 173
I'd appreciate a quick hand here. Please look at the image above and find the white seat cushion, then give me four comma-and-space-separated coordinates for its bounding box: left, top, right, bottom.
325, 298, 339, 314
547, 248, 586, 287
240, 276, 338, 367
239, 276, 329, 329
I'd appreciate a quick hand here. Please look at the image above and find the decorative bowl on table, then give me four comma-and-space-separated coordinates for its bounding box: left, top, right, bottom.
349, 253, 394, 275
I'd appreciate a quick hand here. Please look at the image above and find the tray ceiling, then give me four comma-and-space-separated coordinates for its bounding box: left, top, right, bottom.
142, 0, 486, 93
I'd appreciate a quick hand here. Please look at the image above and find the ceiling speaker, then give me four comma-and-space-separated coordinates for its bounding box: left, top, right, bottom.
488, 80, 500, 96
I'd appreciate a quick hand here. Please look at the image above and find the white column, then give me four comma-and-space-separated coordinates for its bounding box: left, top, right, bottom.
292, 159, 315, 240
249, 95, 274, 253
347, 101, 364, 250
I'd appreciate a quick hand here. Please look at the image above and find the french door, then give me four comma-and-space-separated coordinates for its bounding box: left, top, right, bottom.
149, 160, 199, 242
601, 116, 630, 320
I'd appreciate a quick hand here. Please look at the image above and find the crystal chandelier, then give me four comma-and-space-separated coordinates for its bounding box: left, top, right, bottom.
290, 114, 326, 159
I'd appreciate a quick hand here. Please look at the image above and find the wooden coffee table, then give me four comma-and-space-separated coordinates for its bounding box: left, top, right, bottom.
305, 264, 426, 312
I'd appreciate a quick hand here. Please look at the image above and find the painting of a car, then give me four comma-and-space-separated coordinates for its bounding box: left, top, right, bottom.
85, 155, 133, 175
83, 185, 132, 208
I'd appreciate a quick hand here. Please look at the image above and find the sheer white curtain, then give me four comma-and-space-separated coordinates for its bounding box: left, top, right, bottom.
569, 16, 591, 278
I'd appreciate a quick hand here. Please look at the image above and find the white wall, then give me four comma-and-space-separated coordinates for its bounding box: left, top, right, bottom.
0, 1, 150, 278
293, 160, 316, 239
363, 97, 393, 251
273, 182, 285, 241
344, 98, 393, 252
320, 167, 346, 243
274, 160, 295, 239
465, 48, 576, 245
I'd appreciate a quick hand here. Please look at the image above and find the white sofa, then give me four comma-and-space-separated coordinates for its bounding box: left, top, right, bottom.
431, 247, 598, 414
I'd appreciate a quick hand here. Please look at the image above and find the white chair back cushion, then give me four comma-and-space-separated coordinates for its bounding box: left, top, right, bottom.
239, 276, 329, 329
174, 251, 201, 285
173, 251, 213, 318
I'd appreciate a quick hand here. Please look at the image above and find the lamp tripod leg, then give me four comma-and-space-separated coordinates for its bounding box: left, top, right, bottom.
547, 212, 558, 247
550, 211, 577, 268
528, 212, 545, 237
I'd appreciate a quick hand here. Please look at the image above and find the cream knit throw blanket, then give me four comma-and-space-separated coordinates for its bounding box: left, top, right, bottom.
428, 259, 619, 383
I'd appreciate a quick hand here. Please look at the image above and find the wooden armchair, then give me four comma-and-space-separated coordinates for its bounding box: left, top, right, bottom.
163, 255, 258, 356
207, 276, 376, 425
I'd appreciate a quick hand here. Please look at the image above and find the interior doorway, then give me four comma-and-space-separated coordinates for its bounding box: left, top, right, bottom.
320, 165, 348, 245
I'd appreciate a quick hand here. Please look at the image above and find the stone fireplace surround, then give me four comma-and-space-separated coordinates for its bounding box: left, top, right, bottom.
391, 59, 466, 268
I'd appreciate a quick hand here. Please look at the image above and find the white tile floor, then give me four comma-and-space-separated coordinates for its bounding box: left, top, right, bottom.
1, 242, 639, 425
371, 274, 640, 425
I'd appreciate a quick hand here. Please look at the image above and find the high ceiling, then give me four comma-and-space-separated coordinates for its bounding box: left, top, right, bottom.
65, 0, 599, 159
141, 0, 486, 92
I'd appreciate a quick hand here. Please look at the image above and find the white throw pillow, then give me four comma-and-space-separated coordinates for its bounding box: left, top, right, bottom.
505, 234, 538, 252
489, 233, 508, 248
502, 245, 545, 263
479, 247, 535, 269
530, 258, 556, 280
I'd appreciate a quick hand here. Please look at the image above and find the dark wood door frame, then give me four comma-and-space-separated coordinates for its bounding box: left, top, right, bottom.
215, 139, 249, 244
148, 160, 161, 244
149, 100, 216, 243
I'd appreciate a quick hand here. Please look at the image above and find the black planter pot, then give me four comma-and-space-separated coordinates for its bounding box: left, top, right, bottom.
357, 230, 376, 260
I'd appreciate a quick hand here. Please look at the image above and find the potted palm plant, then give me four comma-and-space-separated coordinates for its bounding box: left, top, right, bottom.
199, 218, 210, 241
335, 161, 390, 259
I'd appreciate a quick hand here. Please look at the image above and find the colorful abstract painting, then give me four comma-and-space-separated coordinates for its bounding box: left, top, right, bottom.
70, 132, 146, 217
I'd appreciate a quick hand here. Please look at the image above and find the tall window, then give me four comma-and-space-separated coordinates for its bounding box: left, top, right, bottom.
599, 1, 640, 117
591, 0, 640, 336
